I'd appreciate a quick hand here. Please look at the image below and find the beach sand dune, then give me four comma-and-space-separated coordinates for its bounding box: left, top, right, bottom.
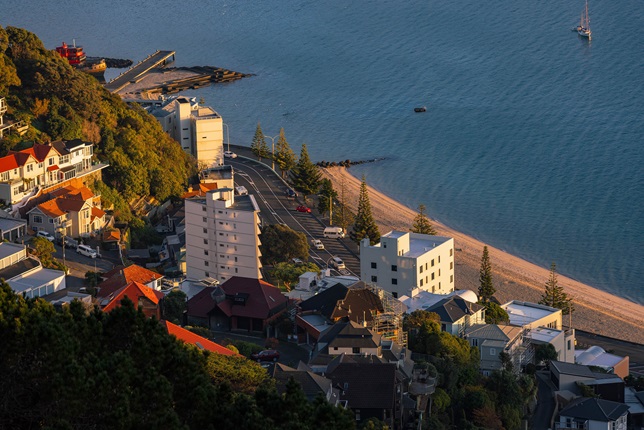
322, 167, 644, 344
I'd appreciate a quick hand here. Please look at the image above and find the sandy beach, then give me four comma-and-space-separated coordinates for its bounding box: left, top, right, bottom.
321, 166, 644, 344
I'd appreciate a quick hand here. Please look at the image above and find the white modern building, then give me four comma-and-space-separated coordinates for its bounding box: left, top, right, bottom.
360, 231, 454, 298
0, 243, 66, 299
151, 96, 224, 167
184, 188, 262, 283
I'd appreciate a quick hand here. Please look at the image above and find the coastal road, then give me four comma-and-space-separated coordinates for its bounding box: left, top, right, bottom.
225, 154, 360, 277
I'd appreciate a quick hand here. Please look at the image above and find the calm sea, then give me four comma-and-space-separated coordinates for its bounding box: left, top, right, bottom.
3, 0, 643, 303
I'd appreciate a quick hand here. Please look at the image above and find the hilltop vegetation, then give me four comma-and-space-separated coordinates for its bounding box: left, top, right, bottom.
0, 26, 194, 212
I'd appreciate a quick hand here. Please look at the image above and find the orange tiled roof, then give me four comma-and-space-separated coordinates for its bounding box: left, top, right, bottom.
0, 154, 20, 173
56, 197, 86, 213
98, 265, 163, 297
103, 229, 121, 242
102, 281, 164, 313
91, 206, 106, 220
36, 199, 65, 218
180, 182, 219, 199
161, 320, 238, 356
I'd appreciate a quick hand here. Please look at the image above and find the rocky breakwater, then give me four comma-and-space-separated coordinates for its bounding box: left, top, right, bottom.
316, 157, 386, 168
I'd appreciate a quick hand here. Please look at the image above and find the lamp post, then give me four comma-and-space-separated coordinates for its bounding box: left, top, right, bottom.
222, 122, 230, 152
266, 134, 279, 171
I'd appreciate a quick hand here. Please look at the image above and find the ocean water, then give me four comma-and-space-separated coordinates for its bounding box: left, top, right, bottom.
3, 0, 643, 303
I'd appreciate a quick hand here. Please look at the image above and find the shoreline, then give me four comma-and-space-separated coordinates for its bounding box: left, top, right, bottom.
321, 166, 644, 344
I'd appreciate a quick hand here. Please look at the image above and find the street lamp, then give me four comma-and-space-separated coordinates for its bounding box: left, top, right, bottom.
222, 122, 231, 152
266, 134, 279, 171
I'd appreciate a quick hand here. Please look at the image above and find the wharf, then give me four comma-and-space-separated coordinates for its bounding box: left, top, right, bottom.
104, 50, 176, 93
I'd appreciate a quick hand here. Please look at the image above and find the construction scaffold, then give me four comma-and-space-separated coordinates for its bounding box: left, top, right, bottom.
365, 283, 408, 347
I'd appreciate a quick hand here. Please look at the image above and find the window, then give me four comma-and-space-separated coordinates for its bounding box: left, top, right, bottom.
49, 219, 54, 224
203, 239, 208, 245
27, 164, 33, 172
438, 256, 441, 263
352, 347, 360, 354
333, 347, 338, 351
471, 339, 478, 347
383, 242, 386, 248
450, 249, 453, 256
204, 272, 209, 277
420, 266, 424, 273
371, 262, 377, 269
48, 158, 55, 166
203, 228, 207, 234
431, 259, 435, 267
420, 279, 424, 286
450, 262, 453, 270
235, 268, 238, 273
391, 264, 397, 271
202, 217, 207, 223
431, 272, 435, 280
204, 250, 209, 256
450, 275, 454, 283
33, 215, 43, 224
371, 276, 377, 282
392, 278, 398, 285
204, 261, 209, 266
392, 292, 398, 298
202, 206, 206, 212
490, 348, 496, 356
441, 324, 446, 331
234, 257, 238, 262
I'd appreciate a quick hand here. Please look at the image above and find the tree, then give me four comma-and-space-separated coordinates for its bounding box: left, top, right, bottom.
271, 262, 319, 291
534, 343, 558, 365
30, 236, 56, 267
478, 246, 496, 302
539, 263, 574, 316
483, 302, 509, 324
411, 204, 437, 235
317, 178, 338, 220
250, 122, 269, 161
273, 128, 297, 178
259, 224, 309, 264
350, 175, 380, 245
289, 144, 321, 202
163, 289, 187, 324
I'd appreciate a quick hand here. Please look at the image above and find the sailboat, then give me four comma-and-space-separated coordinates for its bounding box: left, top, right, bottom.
577, 0, 592, 40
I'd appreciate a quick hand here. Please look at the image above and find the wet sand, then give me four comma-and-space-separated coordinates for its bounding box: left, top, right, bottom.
322, 166, 644, 344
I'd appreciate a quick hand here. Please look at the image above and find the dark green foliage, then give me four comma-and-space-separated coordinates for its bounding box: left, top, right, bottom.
260, 223, 309, 265
317, 178, 338, 218
1, 26, 192, 203
250, 122, 270, 160
539, 262, 574, 316
0, 282, 355, 430
30, 236, 58, 269
411, 204, 437, 235
274, 128, 297, 178
535, 343, 558, 365
163, 289, 187, 324
478, 246, 496, 302
130, 223, 163, 248
483, 301, 509, 324
270, 262, 320, 291
289, 144, 321, 201
350, 175, 380, 245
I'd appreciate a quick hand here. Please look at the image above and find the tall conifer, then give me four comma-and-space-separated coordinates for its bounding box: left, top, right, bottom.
250, 122, 268, 161
539, 262, 575, 316
274, 128, 297, 178
350, 176, 380, 245
411, 204, 437, 235
478, 246, 495, 302
289, 144, 321, 202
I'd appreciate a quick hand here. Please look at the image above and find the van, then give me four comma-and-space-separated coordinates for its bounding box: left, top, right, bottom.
311, 239, 325, 250
329, 257, 345, 270
235, 186, 248, 196
323, 227, 345, 239
77, 244, 98, 259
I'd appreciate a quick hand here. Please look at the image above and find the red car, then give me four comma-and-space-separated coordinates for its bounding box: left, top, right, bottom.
251, 349, 280, 362
296, 205, 311, 213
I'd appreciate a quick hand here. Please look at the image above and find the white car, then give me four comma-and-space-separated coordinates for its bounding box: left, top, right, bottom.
36, 230, 55, 242
77, 244, 98, 259
311, 239, 325, 250
224, 151, 237, 159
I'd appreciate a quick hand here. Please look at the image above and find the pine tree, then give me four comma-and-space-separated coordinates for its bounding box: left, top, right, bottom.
250, 122, 267, 161
411, 204, 437, 235
289, 144, 321, 202
350, 175, 380, 245
274, 128, 297, 178
317, 178, 338, 220
539, 262, 575, 316
478, 246, 496, 302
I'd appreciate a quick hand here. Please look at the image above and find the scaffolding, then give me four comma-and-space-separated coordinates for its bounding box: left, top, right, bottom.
365, 283, 408, 347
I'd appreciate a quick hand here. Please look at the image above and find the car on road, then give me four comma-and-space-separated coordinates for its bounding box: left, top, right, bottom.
77, 244, 98, 259
36, 230, 55, 242
224, 150, 237, 159
324, 227, 345, 239
251, 349, 280, 362
329, 256, 346, 270
285, 188, 298, 198
311, 239, 324, 250
291, 258, 304, 265
235, 185, 248, 196
296, 205, 311, 213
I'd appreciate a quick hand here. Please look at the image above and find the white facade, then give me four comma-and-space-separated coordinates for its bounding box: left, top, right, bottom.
152, 96, 224, 168
185, 188, 262, 283
360, 231, 454, 298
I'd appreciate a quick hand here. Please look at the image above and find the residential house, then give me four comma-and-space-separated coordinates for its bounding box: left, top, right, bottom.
422, 295, 485, 336
270, 363, 341, 406
185, 188, 262, 283
0, 140, 106, 205
27, 185, 106, 238
160, 320, 237, 356
99, 281, 164, 319
399, 288, 479, 314
360, 231, 454, 298
556, 397, 628, 430
624, 387, 644, 429
550, 361, 626, 403
185, 277, 288, 332
465, 324, 530, 375
0, 241, 27, 269
0, 257, 66, 299
0, 216, 27, 241
575, 346, 629, 379
98, 264, 164, 295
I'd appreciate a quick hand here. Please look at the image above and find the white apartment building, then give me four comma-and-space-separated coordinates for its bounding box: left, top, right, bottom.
185, 188, 262, 283
360, 231, 454, 298
151, 96, 224, 167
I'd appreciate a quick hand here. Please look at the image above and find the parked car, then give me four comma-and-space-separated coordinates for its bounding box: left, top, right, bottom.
224, 151, 237, 158
235, 185, 248, 196
57, 236, 78, 249
311, 239, 325, 250
251, 349, 280, 362
296, 205, 311, 213
77, 244, 98, 259
36, 230, 55, 242
284, 188, 298, 198
291, 258, 304, 265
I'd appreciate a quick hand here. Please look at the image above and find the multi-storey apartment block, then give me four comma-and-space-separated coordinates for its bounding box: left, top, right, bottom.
185, 188, 262, 284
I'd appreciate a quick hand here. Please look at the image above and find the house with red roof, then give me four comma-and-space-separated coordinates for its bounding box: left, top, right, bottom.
97, 264, 164, 297
100, 281, 164, 319
186, 276, 289, 332
0, 139, 107, 205
160, 320, 237, 356
27, 185, 106, 239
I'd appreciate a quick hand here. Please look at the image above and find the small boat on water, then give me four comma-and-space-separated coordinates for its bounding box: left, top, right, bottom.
414, 106, 427, 113
55, 41, 106, 76
576, 0, 592, 40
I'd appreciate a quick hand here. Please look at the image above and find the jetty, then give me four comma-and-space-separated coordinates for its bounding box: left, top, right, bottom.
104, 50, 176, 93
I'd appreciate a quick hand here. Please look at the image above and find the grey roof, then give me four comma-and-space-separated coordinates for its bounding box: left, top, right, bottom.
322, 321, 381, 349
0, 242, 26, 261
271, 363, 337, 403
465, 323, 522, 342
0, 217, 26, 231
559, 397, 629, 421
425, 296, 484, 323
0, 257, 40, 280
299, 282, 383, 323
